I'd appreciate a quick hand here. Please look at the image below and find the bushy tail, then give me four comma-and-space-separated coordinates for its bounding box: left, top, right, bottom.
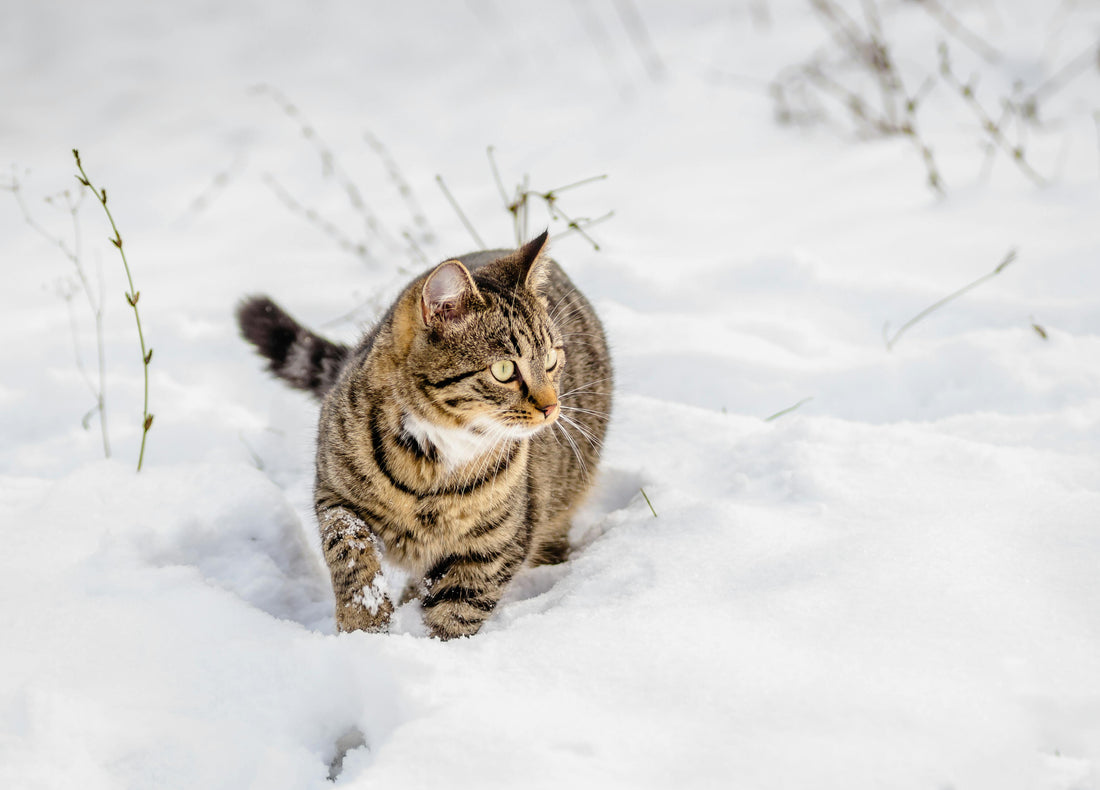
236, 296, 350, 399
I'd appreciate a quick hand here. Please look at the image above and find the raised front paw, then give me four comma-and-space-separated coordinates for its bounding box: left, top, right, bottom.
335, 580, 394, 633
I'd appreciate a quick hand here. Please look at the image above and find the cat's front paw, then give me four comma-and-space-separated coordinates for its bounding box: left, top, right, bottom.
334, 572, 394, 633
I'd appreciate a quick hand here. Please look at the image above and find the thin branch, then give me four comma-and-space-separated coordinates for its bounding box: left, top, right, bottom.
939, 44, 1047, 186
613, 0, 666, 81
73, 149, 153, 470
5, 174, 111, 457
764, 397, 814, 422
885, 248, 1018, 351
263, 173, 370, 260
913, 0, 1001, 64
252, 84, 403, 259
364, 130, 435, 243
435, 174, 486, 248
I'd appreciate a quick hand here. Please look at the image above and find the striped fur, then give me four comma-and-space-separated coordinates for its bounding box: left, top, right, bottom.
239, 232, 612, 639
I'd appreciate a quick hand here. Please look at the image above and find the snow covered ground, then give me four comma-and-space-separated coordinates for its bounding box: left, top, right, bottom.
2, 1, 1099, 787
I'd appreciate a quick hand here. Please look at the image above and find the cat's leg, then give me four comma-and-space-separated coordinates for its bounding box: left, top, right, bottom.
531, 534, 571, 565
318, 506, 394, 633
419, 531, 527, 640
528, 509, 574, 566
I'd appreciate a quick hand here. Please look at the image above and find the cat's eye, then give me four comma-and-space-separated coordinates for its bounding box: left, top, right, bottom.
545, 348, 559, 371
490, 359, 516, 382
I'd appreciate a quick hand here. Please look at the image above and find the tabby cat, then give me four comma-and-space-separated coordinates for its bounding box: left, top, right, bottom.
237, 232, 612, 639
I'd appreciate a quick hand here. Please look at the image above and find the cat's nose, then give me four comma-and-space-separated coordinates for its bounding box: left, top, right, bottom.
539, 402, 558, 419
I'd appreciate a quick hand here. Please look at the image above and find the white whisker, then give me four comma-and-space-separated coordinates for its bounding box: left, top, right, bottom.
554, 421, 588, 479
558, 376, 614, 400
559, 404, 610, 420
559, 413, 602, 450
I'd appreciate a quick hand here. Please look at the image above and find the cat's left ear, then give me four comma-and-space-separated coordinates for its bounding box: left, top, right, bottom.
421, 260, 483, 326
517, 230, 551, 293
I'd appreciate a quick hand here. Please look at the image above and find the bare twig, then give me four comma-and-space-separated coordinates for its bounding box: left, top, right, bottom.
175, 155, 247, 225
263, 173, 370, 260
764, 397, 815, 422
552, 210, 615, 245
749, 0, 771, 30
1094, 111, 1100, 179
1018, 41, 1100, 121
913, 0, 1001, 64
4, 174, 111, 457
1030, 315, 1048, 340
639, 487, 658, 518
73, 149, 153, 470
252, 84, 403, 259
435, 174, 486, 248
939, 44, 1047, 186
613, 0, 666, 81
884, 248, 1018, 351
571, 0, 635, 96
364, 130, 435, 244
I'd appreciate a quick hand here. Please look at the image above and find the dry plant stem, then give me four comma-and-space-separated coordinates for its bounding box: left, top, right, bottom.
914, 0, 1001, 64
570, 0, 634, 97
539, 197, 602, 251
489, 148, 613, 248
435, 174, 485, 248
885, 248, 1018, 351
364, 131, 435, 243
1094, 111, 1100, 179
73, 149, 152, 471
749, 0, 771, 30
639, 487, 658, 518
263, 174, 369, 260
613, 0, 665, 81
1021, 42, 1100, 118
553, 211, 615, 245
5, 176, 111, 457
253, 84, 402, 259
939, 45, 1047, 186
176, 156, 246, 225
859, 0, 899, 127
764, 397, 814, 422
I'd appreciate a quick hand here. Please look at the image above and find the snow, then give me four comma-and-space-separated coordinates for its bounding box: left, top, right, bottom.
2, 1, 1099, 787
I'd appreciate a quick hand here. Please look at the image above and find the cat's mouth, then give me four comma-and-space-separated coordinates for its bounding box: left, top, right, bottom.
495, 413, 558, 437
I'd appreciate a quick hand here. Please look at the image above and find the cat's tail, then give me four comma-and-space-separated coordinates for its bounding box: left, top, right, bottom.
236, 295, 350, 399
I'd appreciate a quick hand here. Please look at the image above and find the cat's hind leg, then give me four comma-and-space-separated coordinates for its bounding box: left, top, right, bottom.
318, 506, 394, 633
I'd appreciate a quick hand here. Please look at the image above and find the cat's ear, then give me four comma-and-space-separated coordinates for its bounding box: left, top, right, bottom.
517, 229, 551, 292
421, 260, 482, 326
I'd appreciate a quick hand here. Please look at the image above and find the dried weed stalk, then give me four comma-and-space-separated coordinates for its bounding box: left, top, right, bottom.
73, 149, 153, 471
769, 0, 1097, 193
3, 172, 111, 457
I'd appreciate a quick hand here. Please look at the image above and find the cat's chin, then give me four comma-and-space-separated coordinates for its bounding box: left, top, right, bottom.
494, 421, 555, 440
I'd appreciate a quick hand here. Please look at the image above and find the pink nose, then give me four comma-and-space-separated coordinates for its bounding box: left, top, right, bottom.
539, 403, 558, 419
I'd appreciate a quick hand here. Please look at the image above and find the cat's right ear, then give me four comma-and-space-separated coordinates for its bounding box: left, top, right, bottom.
421, 260, 482, 326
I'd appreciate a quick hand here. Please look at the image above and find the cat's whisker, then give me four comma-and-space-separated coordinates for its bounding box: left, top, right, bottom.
546, 288, 576, 321
559, 331, 604, 340
554, 421, 589, 479
559, 404, 611, 420
559, 413, 602, 450
557, 376, 614, 399
549, 304, 588, 327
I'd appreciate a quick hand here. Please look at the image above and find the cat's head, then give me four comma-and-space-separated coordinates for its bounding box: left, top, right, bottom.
395, 231, 564, 441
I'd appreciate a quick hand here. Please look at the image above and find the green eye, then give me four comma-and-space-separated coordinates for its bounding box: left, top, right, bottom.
545, 348, 558, 371
490, 359, 516, 382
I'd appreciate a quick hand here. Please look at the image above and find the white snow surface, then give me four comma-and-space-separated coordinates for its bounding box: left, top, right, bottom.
2, 1, 1099, 788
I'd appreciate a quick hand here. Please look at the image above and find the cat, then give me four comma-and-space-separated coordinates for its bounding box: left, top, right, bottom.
237, 231, 612, 639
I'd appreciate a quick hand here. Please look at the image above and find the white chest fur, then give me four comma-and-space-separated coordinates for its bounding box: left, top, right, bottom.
402, 412, 505, 470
